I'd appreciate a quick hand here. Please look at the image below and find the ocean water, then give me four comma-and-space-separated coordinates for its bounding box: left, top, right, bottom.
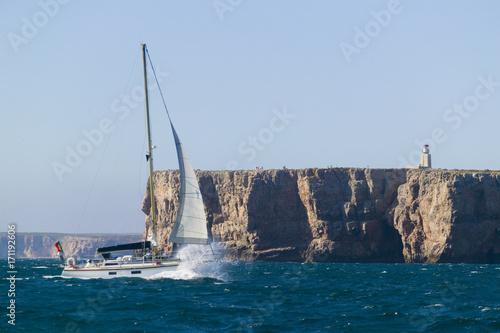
2, 258, 500, 332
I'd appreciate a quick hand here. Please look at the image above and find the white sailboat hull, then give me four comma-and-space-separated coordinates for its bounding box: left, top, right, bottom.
61, 260, 181, 279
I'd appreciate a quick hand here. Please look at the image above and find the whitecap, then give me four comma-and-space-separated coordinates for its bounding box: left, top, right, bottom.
425, 304, 444, 308
33, 266, 49, 269
147, 267, 200, 280
176, 243, 227, 261
145, 244, 231, 281
150, 257, 231, 281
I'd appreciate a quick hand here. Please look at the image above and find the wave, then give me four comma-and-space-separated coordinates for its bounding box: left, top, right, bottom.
147, 264, 201, 280
144, 244, 233, 281
147, 258, 232, 281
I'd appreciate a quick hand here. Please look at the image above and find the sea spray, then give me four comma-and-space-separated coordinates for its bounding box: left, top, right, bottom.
148, 244, 233, 281
176, 243, 227, 261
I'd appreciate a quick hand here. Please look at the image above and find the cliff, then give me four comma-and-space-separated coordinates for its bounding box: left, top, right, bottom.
142, 168, 500, 263
0, 233, 142, 258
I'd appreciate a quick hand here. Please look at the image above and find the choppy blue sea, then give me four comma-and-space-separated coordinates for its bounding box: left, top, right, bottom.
1, 258, 500, 332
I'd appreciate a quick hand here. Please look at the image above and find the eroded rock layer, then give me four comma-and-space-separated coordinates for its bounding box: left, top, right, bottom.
143, 168, 500, 263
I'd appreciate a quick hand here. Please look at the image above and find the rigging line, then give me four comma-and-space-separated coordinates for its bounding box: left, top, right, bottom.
124, 48, 142, 92
74, 49, 142, 235
74, 130, 113, 234
138, 130, 147, 194
144, 45, 173, 123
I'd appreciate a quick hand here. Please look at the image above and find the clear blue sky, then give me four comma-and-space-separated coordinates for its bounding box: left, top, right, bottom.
2, 1, 500, 234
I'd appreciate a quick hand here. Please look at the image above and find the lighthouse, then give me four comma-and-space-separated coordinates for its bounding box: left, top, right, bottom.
420, 145, 431, 168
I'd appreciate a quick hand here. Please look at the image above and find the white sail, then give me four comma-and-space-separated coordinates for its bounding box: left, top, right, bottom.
168, 123, 209, 245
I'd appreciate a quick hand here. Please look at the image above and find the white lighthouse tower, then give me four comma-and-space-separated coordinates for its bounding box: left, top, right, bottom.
420, 144, 431, 168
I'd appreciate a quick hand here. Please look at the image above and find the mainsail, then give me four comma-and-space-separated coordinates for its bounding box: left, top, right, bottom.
168, 123, 209, 245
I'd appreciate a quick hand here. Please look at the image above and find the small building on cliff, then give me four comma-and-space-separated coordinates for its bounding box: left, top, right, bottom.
405, 145, 432, 169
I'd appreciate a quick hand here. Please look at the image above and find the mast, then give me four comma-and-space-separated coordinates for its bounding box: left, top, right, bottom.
142, 43, 157, 250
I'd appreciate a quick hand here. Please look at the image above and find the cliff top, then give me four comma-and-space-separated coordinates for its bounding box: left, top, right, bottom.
160, 167, 500, 174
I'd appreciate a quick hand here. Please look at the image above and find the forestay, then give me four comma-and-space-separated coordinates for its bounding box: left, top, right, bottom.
168, 123, 209, 245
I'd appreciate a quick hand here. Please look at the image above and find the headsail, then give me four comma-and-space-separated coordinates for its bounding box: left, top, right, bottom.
168, 123, 209, 245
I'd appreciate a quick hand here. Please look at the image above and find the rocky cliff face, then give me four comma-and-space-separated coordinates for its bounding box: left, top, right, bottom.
394, 170, 500, 263
143, 168, 500, 263
0, 233, 142, 258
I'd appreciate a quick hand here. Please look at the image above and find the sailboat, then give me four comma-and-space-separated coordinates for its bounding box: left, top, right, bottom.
59, 44, 210, 279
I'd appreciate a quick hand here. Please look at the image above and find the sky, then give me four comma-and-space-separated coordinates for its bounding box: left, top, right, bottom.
2, 0, 500, 234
